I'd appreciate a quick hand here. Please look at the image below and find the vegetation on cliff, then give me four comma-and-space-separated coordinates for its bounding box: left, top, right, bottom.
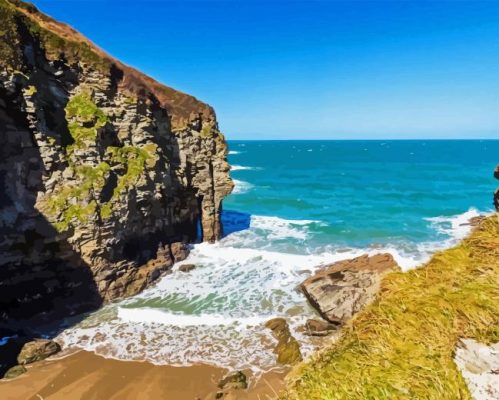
66, 92, 108, 151
0, 0, 111, 71
284, 214, 499, 400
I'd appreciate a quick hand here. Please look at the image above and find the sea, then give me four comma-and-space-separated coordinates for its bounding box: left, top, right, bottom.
56, 140, 499, 372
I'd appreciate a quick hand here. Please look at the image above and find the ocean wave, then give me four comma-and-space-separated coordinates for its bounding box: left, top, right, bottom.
249, 215, 323, 240
231, 165, 260, 171
232, 179, 254, 194
55, 208, 486, 373
228, 150, 242, 155
424, 207, 481, 240
118, 307, 269, 327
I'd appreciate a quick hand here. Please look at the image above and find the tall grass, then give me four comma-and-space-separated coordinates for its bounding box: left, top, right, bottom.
284, 214, 499, 400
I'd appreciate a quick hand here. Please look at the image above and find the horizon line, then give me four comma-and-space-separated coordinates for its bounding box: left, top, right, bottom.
226, 138, 499, 141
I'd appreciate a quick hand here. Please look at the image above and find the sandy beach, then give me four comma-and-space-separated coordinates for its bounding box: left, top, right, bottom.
0, 350, 287, 400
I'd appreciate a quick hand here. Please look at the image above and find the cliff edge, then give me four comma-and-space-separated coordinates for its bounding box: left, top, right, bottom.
0, 0, 233, 324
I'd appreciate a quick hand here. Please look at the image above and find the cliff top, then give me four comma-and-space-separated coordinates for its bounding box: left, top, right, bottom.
0, 0, 216, 129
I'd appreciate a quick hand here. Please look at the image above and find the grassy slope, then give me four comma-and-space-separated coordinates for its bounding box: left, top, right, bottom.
284, 214, 499, 400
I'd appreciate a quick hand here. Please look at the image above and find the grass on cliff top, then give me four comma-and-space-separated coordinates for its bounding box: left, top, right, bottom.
283, 214, 499, 400
1, 0, 111, 71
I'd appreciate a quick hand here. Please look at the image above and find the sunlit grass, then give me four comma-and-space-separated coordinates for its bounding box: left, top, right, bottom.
283, 214, 499, 400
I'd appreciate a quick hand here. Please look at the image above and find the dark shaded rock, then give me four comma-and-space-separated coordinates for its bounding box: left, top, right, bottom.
301, 254, 400, 324
17, 339, 61, 365
179, 263, 196, 273
3, 365, 26, 379
265, 318, 302, 365
304, 319, 338, 336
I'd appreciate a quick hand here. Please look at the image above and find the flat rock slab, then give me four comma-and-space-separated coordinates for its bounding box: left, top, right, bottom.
301, 253, 400, 324
454, 339, 499, 400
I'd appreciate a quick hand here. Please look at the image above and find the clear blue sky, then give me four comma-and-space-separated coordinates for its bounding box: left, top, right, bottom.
31, 0, 499, 140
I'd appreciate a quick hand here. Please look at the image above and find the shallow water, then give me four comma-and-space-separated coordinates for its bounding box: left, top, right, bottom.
56, 140, 499, 372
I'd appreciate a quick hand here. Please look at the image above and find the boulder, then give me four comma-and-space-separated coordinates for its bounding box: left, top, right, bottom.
216, 371, 248, 399
170, 242, 189, 263
3, 365, 27, 379
265, 318, 302, 365
179, 264, 196, 273
301, 254, 400, 324
17, 339, 61, 365
304, 319, 337, 336
218, 371, 248, 390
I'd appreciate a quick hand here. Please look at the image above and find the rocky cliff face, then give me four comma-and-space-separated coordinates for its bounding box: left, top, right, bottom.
0, 0, 233, 324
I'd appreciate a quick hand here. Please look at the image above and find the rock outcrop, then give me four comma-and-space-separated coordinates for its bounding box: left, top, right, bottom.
17, 339, 61, 365
265, 318, 302, 365
216, 371, 248, 399
3, 365, 26, 379
303, 319, 337, 337
301, 254, 400, 325
0, 0, 233, 326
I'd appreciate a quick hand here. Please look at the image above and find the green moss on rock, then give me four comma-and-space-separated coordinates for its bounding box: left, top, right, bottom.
108, 144, 158, 197
44, 162, 110, 231
65, 92, 107, 151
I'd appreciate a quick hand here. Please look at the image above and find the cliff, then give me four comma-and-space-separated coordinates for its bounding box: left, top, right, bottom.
0, 0, 233, 325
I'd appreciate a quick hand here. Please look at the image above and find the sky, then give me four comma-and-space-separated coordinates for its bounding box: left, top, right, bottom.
30, 0, 499, 140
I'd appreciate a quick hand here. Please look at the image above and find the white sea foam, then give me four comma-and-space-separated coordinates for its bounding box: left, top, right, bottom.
56, 209, 485, 372
228, 150, 241, 155
232, 179, 253, 194
249, 215, 322, 240
231, 165, 259, 171
424, 207, 481, 240
118, 308, 269, 327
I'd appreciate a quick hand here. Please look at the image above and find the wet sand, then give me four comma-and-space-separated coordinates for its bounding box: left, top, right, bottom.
0, 350, 287, 400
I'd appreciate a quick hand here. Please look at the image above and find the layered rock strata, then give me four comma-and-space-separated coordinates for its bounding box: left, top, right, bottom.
0, 0, 233, 325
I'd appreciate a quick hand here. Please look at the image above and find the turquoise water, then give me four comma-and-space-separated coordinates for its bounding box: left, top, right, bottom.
226, 140, 497, 248
57, 140, 498, 372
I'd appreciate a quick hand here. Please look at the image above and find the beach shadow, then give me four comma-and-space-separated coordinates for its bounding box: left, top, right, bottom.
221, 210, 252, 237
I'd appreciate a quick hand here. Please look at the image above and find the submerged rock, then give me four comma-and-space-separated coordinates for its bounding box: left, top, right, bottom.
17, 339, 61, 365
301, 253, 400, 324
304, 319, 337, 336
265, 318, 302, 365
179, 264, 196, 273
3, 365, 27, 379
